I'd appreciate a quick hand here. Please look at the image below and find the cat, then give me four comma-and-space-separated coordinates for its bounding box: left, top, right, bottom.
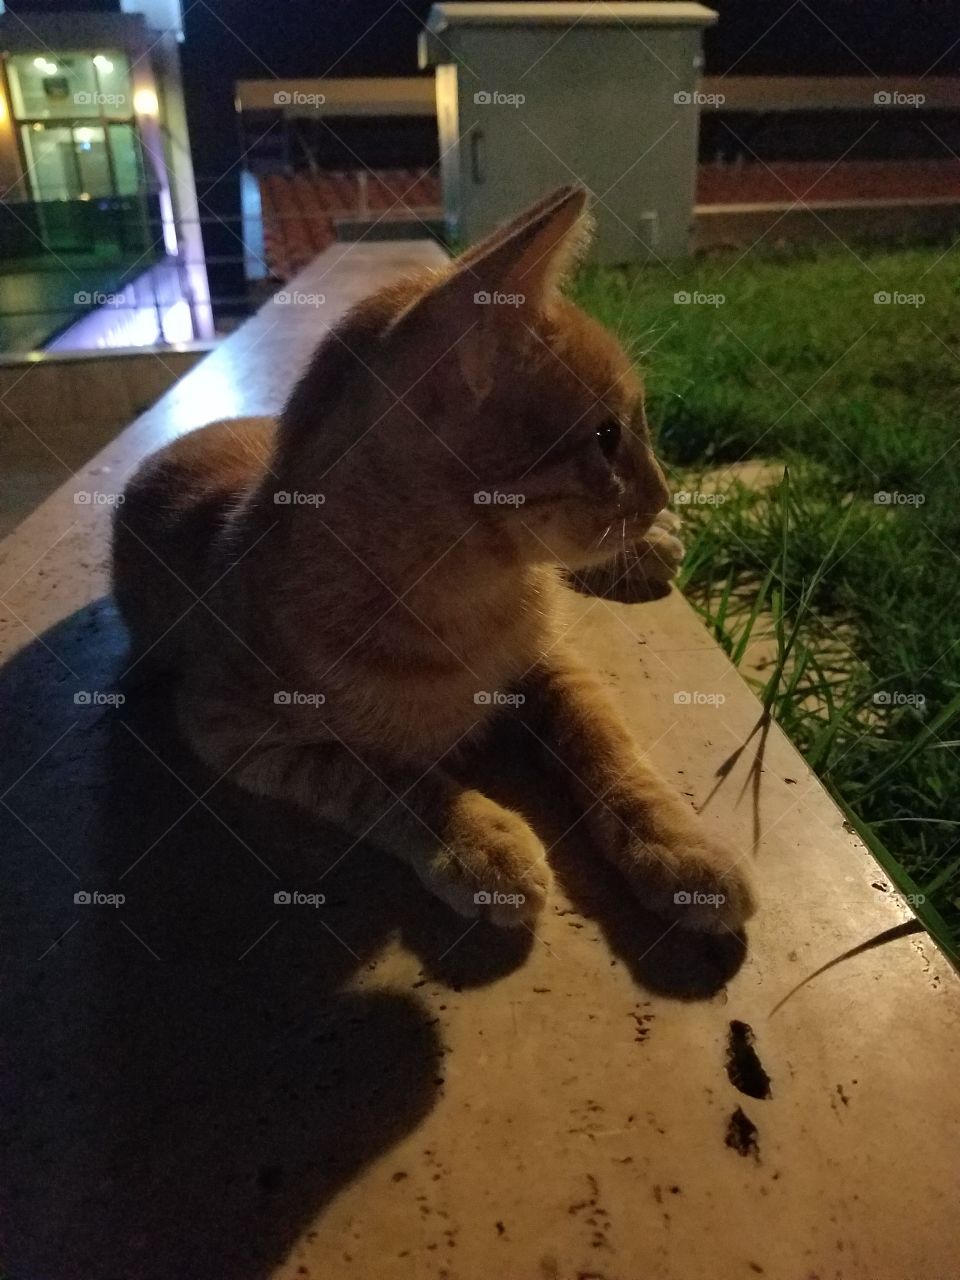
112, 184, 755, 935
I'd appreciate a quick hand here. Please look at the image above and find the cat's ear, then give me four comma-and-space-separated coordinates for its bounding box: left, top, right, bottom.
457, 183, 591, 303
385, 185, 591, 403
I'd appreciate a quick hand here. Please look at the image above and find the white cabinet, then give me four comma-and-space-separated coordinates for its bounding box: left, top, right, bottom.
420, 2, 717, 262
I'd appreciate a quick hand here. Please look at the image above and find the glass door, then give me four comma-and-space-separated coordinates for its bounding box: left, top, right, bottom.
19, 124, 78, 201
73, 126, 112, 196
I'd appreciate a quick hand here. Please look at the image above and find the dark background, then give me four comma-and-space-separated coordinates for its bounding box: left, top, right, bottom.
8, 0, 958, 316
9, 0, 957, 78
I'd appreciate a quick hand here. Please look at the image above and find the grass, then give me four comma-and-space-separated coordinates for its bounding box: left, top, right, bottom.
574, 241, 960, 954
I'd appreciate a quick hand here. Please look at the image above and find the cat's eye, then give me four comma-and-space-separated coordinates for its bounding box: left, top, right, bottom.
595, 419, 621, 460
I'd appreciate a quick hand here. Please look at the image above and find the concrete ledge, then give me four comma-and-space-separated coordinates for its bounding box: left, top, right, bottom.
2, 238, 959, 1279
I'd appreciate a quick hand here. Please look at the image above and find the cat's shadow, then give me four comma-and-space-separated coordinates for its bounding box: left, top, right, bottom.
1, 600, 528, 1280
2, 597, 743, 1280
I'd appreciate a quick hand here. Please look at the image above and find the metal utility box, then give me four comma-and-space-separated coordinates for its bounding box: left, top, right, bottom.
420, 2, 717, 262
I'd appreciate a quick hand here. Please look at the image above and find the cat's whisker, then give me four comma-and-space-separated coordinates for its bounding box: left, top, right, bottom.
620, 320, 665, 362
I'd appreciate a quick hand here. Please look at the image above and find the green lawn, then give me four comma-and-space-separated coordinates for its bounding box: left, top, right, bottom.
575, 242, 960, 954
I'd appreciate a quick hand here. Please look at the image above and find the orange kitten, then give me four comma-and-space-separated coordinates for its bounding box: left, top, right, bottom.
113, 186, 755, 934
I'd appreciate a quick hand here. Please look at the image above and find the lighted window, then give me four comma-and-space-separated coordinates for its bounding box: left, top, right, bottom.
7, 51, 132, 122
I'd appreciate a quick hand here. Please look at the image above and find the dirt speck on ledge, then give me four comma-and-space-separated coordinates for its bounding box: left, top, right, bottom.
726, 1020, 772, 1100
725, 1106, 760, 1161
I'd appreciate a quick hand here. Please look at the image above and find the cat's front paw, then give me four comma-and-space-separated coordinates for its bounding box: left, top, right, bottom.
640, 508, 684, 586
422, 793, 551, 928
630, 837, 756, 935
567, 509, 684, 603
658, 845, 755, 934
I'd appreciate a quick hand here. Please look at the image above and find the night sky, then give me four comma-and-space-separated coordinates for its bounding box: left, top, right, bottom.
179, 0, 960, 81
